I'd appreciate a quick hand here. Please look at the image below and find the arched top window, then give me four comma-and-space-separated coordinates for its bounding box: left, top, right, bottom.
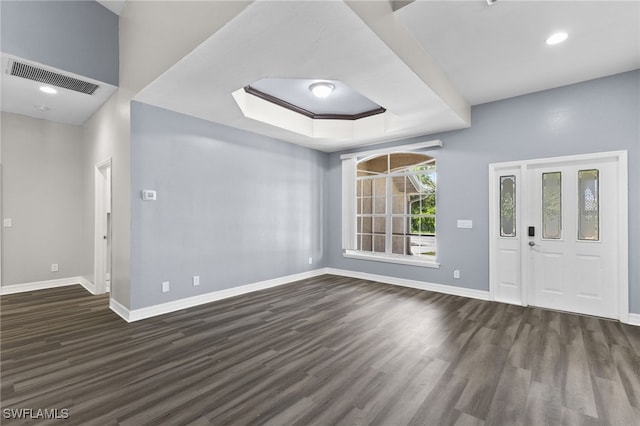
353, 152, 437, 261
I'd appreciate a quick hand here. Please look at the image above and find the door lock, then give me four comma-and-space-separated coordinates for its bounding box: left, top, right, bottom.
528, 241, 536, 247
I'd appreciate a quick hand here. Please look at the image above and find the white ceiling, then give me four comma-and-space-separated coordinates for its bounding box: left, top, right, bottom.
2, 0, 638, 149
135, 1, 470, 152
135, 0, 640, 152
397, 0, 640, 105
0, 54, 118, 126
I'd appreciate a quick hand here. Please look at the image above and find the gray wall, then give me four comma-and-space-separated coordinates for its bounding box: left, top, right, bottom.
81, 89, 133, 308
1, 0, 119, 86
1, 112, 85, 286
130, 102, 326, 310
326, 70, 640, 313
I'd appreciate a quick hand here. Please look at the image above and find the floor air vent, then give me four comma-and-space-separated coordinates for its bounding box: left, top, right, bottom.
9, 61, 99, 95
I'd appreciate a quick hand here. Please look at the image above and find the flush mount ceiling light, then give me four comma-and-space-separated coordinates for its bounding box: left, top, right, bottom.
34, 105, 50, 111
39, 86, 57, 94
309, 82, 335, 99
546, 32, 568, 45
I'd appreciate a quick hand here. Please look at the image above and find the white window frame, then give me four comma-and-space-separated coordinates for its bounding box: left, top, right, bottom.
341, 140, 442, 268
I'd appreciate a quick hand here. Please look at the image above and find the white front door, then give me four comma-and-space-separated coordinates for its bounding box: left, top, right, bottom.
527, 158, 618, 318
489, 151, 628, 322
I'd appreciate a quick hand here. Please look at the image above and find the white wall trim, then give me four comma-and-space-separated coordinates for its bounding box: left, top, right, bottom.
110, 268, 328, 323
0, 276, 93, 295
343, 251, 440, 268
627, 314, 640, 327
339, 139, 442, 160
78, 276, 96, 295
109, 298, 130, 322
325, 267, 490, 301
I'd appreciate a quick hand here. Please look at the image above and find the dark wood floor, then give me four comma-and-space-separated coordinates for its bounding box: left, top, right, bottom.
1, 275, 639, 425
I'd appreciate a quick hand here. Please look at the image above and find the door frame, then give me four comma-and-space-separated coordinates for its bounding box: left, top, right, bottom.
489, 150, 629, 323
94, 158, 112, 295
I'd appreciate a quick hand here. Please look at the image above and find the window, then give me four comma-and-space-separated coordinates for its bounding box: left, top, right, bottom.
343, 151, 438, 267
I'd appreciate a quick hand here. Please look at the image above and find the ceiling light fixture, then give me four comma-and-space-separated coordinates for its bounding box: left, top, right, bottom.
34, 105, 50, 111
486, 0, 498, 5
546, 32, 568, 45
309, 82, 335, 99
39, 86, 57, 94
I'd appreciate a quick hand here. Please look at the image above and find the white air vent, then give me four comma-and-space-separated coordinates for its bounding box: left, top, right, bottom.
8, 61, 99, 95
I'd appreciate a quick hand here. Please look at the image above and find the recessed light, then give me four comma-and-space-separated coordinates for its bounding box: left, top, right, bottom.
39, 86, 57, 94
546, 32, 568, 45
309, 82, 335, 99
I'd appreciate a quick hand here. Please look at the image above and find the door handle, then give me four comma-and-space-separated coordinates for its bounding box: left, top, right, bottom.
528, 241, 536, 247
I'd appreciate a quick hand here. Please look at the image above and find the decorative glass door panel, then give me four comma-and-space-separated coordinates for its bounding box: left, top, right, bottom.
542, 172, 562, 239
578, 169, 599, 241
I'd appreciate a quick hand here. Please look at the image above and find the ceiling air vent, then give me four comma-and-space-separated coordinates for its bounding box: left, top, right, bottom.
9, 61, 99, 95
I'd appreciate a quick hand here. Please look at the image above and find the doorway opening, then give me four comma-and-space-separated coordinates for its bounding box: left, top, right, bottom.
94, 158, 112, 295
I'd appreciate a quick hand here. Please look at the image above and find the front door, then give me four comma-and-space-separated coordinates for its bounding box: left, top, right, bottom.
527, 157, 618, 319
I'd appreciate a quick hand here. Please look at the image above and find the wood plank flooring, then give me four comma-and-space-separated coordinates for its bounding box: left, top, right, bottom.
1, 275, 639, 425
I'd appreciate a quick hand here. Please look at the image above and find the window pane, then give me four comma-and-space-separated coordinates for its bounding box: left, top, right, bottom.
358, 234, 372, 251
374, 197, 386, 214
392, 217, 406, 235
411, 235, 436, 256
500, 175, 516, 237
361, 216, 372, 233
373, 235, 385, 253
542, 172, 562, 239
359, 197, 372, 214
392, 195, 406, 214
362, 179, 372, 196
373, 217, 386, 233
372, 178, 386, 197
392, 236, 407, 255
578, 169, 599, 241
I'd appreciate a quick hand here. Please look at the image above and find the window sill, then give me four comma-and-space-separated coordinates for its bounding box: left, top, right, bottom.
343, 251, 440, 268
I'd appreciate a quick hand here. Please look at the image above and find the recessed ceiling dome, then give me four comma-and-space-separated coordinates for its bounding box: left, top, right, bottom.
233, 77, 390, 139
246, 78, 385, 118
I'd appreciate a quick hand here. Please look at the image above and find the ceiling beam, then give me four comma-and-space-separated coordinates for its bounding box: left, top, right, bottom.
346, 0, 470, 126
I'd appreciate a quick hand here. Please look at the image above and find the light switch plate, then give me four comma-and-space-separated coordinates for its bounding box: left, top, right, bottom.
142, 190, 157, 201
457, 219, 473, 229
192, 276, 200, 286
3, 218, 12, 227
51, 264, 59, 272
162, 281, 170, 292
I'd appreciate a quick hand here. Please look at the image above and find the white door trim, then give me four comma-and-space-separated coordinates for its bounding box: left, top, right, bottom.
489, 150, 629, 323
94, 158, 112, 295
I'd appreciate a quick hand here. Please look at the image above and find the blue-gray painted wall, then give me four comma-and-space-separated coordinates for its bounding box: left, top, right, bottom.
1, 0, 118, 86
130, 101, 327, 310
326, 70, 640, 313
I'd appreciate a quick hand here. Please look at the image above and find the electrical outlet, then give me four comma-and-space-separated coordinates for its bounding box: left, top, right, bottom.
453, 270, 460, 279
193, 275, 200, 286
308, 257, 313, 265
51, 264, 59, 272
162, 281, 170, 293
3, 218, 12, 227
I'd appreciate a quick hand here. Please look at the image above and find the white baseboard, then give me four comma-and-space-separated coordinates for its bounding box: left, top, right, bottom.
325, 268, 491, 301
627, 313, 640, 326
109, 298, 130, 322
0, 276, 94, 295
110, 268, 327, 323
78, 276, 96, 295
